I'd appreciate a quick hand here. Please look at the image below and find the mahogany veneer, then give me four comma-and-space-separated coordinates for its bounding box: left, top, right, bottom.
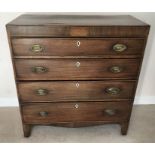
6, 14, 150, 137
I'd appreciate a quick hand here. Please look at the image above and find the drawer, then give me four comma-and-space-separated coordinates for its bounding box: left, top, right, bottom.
15, 58, 141, 80
22, 101, 131, 124
18, 81, 136, 102
12, 38, 144, 56
7, 25, 149, 38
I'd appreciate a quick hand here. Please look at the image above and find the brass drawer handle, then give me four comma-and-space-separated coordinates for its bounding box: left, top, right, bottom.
31, 44, 44, 53
106, 87, 121, 95
39, 111, 48, 117
113, 44, 127, 53
104, 109, 116, 116
36, 89, 48, 96
31, 66, 48, 74
110, 66, 123, 73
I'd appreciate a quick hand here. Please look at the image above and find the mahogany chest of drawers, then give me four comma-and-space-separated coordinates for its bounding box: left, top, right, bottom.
6, 14, 150, 137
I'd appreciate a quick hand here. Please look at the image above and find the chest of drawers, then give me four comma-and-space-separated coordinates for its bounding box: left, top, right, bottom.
6, 14, 150, 137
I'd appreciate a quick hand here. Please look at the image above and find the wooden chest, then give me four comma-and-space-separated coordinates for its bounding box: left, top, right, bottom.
6, 14, 150, 137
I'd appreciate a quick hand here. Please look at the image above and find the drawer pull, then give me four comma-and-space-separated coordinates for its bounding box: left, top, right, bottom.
32, 66, 48, 74
110, 66, 123, 73
104, 109, 116, 116
36, 89, 48, 96
106, 87, 121, 95
31, 44, 44, 53
75, 104, 79, 109
39, 111, 48, 117
75, 62, 80, 67
113, 44, 127, 53
76, 41, 81, 47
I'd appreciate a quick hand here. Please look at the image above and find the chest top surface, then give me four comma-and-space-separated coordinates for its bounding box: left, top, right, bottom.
7, 14, 148, 26
7, 14, 150, 37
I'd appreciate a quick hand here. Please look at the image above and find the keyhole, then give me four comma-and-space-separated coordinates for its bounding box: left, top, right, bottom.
76, 83, 79, 88
75, 104, 79, 109
77, 41, 81, 47
76, 62, 80, 68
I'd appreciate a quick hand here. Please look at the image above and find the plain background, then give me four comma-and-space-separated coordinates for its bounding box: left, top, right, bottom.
0, 12, 155, 106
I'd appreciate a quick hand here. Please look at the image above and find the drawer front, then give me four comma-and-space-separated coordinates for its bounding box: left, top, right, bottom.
18, 81, 136, 102
22, 102, 131, 123
15, 58, 140, 80
12, 38, 144, 56
8, 26, 149, 38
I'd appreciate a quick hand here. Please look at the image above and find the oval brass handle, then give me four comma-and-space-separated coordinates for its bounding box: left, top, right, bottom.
36, 89, 48, 96
113, 44, 127, 53
106, 87, 121, 95
31, 66, 48, 74
104, 109, 116, 116
39, 111, 48, 117
31, 44, 44, 53
110, 66, 123, 73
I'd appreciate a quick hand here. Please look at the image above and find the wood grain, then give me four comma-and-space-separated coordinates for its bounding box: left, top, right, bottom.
6, 14, 150, 136
6, 15, 149, 37
18, 81, 136, 102
12, 38, 145, 56
15, 58, 141, 80
22, 101, 131, 124
7, 15, 148, 26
